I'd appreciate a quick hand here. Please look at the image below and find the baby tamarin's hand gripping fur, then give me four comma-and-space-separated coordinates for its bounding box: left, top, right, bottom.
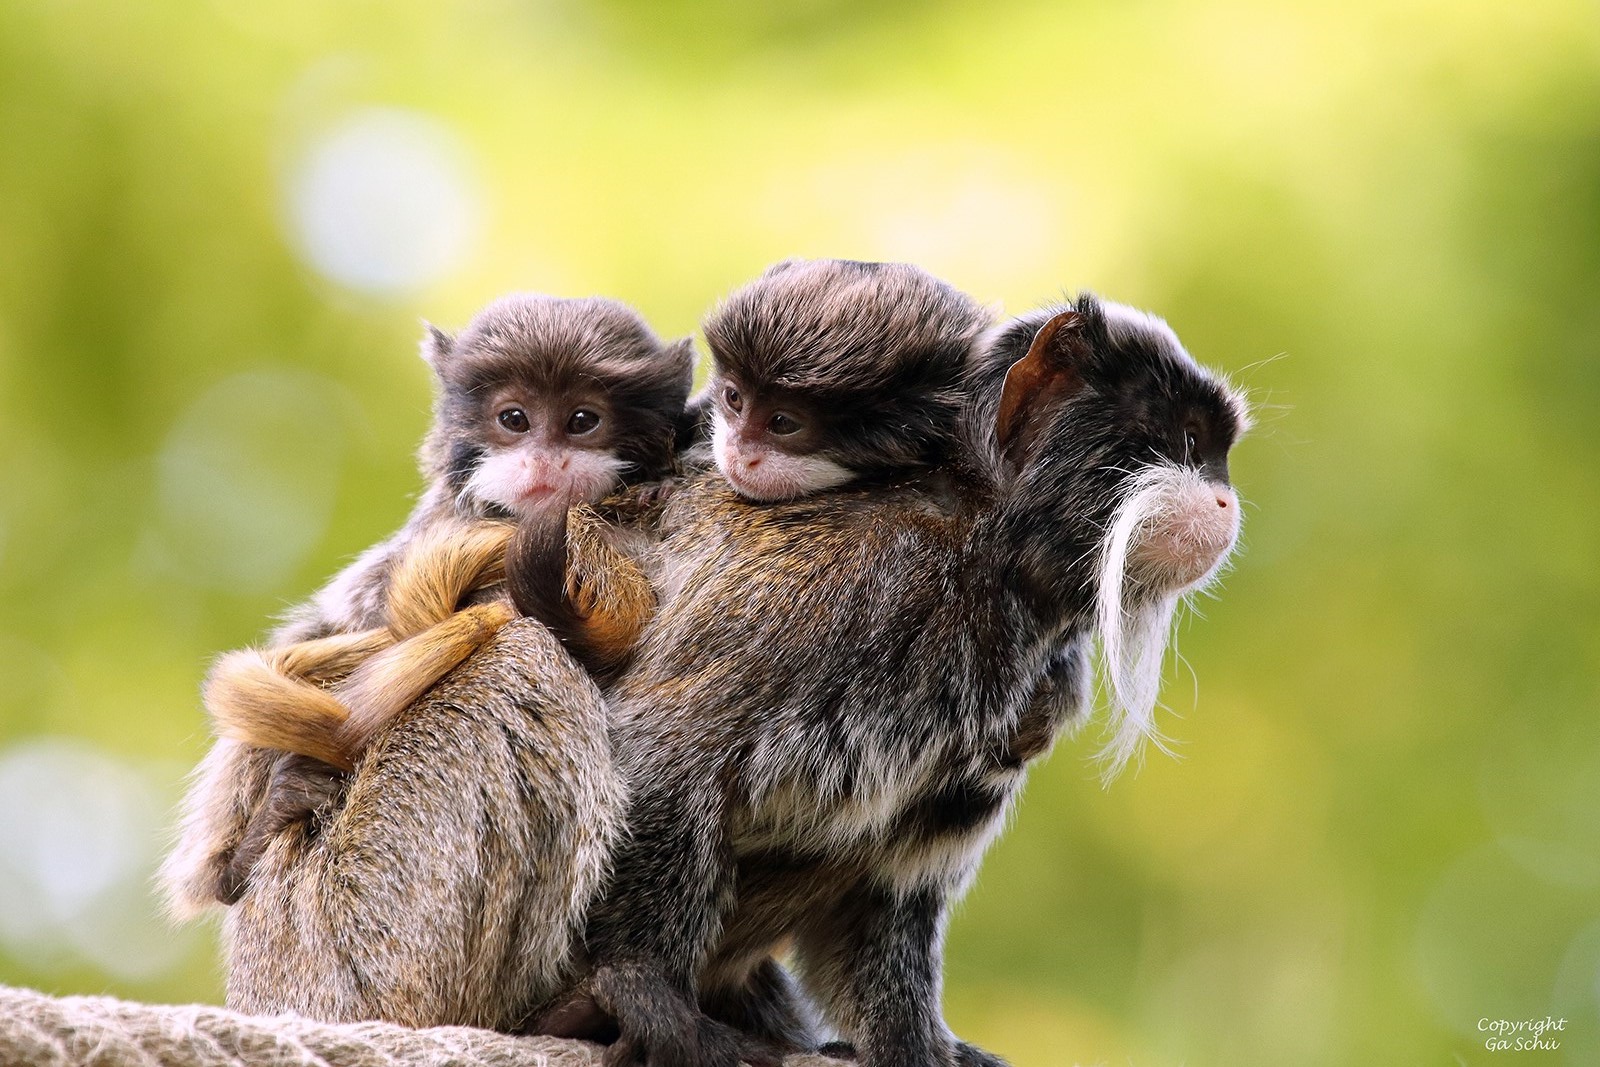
534, 294, 1249, 1067
161, 294, 691, 917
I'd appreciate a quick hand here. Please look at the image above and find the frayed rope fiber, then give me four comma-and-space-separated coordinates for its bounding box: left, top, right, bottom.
0, 985, 845, 1067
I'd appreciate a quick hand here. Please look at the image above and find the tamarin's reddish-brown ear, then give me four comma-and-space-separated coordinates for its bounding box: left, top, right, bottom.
420, 322, 454, 369
996, 310, 1090, 470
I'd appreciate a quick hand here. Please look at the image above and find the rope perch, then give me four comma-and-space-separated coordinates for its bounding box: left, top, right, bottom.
0, 985, 845, 1067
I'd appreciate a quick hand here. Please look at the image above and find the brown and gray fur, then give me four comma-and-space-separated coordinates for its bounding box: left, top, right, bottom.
222, 617, 623, 1029
162, 294, 689, 927
532, 294, 1248, 1067
532, 259, 995, 677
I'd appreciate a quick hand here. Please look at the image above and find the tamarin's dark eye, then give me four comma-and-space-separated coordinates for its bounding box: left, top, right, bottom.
1184, 430, 1198, 458
498, 408, 530, 433
723, 386, 743, 413
768, 412, 802, 436
567, 409, 601, 435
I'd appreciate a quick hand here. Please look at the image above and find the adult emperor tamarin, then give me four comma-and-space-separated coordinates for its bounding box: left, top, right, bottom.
532, 293, 1249, 1067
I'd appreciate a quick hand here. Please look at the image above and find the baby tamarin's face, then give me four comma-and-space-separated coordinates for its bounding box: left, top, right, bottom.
463, 379, 627, 519
700, 258, 991, 503
707, 375, 854, 502
424, 294, 693, 521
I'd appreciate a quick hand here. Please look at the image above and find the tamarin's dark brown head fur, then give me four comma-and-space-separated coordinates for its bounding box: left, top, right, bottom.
694, 258, 992, 501
420, 294, 695, 520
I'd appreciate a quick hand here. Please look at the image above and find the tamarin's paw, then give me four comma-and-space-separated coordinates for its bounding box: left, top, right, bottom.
580, 963, 762, 1067
632, 477, 681, 509
720, 1020, 785, 1067
598, 1017, 769, 1067
212, 852, 250, 907
264, 752, 349, 833
534, 990, 618, 1043
694, 1015, 783, 1067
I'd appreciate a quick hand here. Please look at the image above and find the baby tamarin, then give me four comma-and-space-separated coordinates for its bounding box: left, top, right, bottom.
522, 258, 994, 673
691, 257, 990, 501
161, 293, 692, 914
530, 293, 1249, 1067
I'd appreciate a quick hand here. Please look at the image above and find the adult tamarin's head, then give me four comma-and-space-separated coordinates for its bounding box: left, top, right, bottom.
420, 294, 694, 521
698, 258, 992, 502
983, 294, 1250, 773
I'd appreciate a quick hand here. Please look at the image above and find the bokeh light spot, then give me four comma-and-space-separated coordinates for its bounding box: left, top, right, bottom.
0, 742, 147, 953
285, 107, 483, 294
1414, 843, 1592, 1036
155, 369, 350, 592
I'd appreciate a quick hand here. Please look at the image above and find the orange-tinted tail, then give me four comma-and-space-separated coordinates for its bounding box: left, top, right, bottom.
204, 518, 519, 767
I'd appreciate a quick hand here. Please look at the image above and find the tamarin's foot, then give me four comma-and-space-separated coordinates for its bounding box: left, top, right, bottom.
562, 963, 783, 1067
601, 1014, 781, 1067
217, 753, 347, 904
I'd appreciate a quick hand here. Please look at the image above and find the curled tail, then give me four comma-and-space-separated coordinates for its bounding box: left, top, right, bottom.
206, 518, 520, 769
506, 506, 584, 655
333, 599, 516, 756
205, 647, 363, 772
384, 520, 516, 638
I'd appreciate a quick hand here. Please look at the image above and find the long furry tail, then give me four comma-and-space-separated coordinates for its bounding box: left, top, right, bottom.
205, 649, 361, 772
206, 518, 519, 769
506, 506, 583, 650
385, 520, 516, 638
333, 599, 516, 756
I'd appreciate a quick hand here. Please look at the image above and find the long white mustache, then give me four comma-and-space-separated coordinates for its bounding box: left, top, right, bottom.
1095, 463, 1240, 778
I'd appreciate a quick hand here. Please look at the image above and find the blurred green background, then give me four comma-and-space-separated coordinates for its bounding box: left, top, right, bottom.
1, 0, 1596, 1063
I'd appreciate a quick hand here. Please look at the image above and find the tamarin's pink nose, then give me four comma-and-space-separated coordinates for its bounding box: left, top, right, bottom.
744, 456, 763, 470
1215, 493, 1229, 508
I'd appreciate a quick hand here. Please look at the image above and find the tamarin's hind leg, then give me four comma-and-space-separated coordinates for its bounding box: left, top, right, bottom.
793, 883, 981, 1067
532, 959, 812, 1062
160, 739, 278, 918
224, 618, 624, 1030
216, 753, 347, 905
